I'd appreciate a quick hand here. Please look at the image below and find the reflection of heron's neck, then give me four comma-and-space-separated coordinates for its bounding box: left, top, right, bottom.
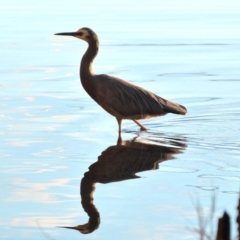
80, 173, 100, 226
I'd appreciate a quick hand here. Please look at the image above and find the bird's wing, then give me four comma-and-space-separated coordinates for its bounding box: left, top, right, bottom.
93, 74, 187, 118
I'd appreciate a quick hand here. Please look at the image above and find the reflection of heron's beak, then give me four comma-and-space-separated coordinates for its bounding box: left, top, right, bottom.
54, 32, 78, 37
58, 226, 76, 230
57, 223, 91, 234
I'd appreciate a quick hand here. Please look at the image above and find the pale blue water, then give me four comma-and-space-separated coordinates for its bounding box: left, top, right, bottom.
1, 0, 240, 239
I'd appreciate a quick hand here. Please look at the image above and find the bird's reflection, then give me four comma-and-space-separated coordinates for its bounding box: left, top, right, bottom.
59, 135, 187, 234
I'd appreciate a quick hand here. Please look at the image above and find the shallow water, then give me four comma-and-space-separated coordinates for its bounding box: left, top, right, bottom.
1, 0, 240, 239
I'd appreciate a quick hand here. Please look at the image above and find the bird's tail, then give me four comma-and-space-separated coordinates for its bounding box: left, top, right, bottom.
163, 99, 187, 115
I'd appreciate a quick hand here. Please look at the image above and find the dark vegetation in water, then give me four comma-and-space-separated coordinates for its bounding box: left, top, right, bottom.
215, 197, 239, 240
194, 196, 240, 240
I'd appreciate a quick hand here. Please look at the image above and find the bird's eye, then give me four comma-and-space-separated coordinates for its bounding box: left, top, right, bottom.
78, 32, 83, 36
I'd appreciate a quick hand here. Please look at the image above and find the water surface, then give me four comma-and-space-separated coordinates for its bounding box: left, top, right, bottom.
1, 0, 240, 239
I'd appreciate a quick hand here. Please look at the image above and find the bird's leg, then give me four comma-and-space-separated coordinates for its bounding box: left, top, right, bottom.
116, 118, 122, 133
133, 120, 147, 131
116, 118, 122, 140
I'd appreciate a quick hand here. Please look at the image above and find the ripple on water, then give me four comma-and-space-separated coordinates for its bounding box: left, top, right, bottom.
186, 185, 219, 191
160, 165, 198, 173
0, 164, 67, 174
157, 72, 216, 77
199, 174, 240, 182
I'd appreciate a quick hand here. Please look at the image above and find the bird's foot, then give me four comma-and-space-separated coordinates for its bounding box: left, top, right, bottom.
140, 126, 148, 131
133, 120, 147, 131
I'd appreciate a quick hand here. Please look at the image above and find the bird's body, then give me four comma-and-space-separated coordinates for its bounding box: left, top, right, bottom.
55, 28, 187, 132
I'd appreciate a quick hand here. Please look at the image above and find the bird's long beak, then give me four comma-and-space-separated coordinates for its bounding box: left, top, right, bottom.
54, 32, 78, 36
58, 226, 77, 230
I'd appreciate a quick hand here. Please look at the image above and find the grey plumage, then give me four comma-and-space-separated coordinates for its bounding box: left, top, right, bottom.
55, 27, 187, 133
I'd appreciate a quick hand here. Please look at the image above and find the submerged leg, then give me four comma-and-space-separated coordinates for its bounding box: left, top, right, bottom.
133, 120, 147, 131
117, 135, 122, 145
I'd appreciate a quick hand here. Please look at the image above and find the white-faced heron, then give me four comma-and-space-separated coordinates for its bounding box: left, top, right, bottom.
55, 28, 187, 133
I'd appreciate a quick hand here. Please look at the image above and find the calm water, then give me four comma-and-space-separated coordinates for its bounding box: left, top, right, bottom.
1, 0, 240, 239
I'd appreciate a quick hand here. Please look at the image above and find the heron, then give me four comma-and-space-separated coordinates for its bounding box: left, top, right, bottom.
55, 27, 187, 133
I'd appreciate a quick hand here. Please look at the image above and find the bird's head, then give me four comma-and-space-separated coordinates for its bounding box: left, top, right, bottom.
58, 222, 99, 234
55, 27, 98, 44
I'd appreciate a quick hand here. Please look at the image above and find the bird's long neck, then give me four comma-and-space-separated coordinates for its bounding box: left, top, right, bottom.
80, 40, 99, 79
